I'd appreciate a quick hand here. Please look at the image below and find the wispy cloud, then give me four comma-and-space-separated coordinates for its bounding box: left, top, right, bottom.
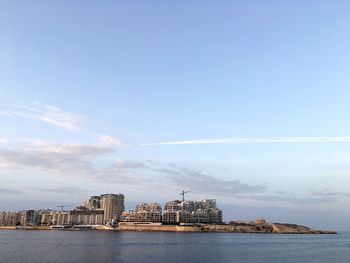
0, 103, 84, 131
111, 160, 146, 170
32, 186, 92, 195
0, 103, 124, 147
97, 135, 123, 146
155, 164, 266, 195
0, 139, 145, 184
141, 136, 350, 146
309, 189, 350, 198
0, 187, 22, 195
147, 164, 350, 205
0, 142, 347, 205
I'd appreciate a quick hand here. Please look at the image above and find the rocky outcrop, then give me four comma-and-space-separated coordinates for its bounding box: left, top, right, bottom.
116, 222, 336, 234
2, 221, 336, 234
271, 223, 336, 234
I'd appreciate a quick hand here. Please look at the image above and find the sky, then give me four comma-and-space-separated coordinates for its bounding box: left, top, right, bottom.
1, 0, 350, 231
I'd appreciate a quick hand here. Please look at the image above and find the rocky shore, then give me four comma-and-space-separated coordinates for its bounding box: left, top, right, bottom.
0, 222, 337, 234
116, 221, 336, 234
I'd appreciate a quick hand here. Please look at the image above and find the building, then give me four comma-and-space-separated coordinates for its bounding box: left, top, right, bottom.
100, 193, 124, 225
81, 193, 125, 225
40, 210, 69, 226
18, 210, 36, 226
162, 199, 223, 224
162, 211, 177, 224
52, 211, 70, 225
136, 203, 162, 213
121, 211, 137, 222
41, 212, 54, 226
0, 211, 21, 226
69, 207, 104, 225
83, 196, 101, 210
0, 210, 41, 226
121, 203, 162, 223
208, 208, 223, 223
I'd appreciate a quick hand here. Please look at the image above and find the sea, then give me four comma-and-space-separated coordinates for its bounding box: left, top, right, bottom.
0, 230, 349, 263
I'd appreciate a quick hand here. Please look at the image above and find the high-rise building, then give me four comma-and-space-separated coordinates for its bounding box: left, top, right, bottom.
100, 193, 124, 225
83, 196, 101, 209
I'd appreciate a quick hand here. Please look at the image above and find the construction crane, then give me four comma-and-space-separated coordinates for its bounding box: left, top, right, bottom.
180, 190, 191, 201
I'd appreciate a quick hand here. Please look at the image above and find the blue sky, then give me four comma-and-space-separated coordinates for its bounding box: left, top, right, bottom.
1, 1, 350, 230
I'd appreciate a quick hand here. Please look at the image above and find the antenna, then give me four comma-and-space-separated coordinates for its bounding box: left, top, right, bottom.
180, 190, 191, 202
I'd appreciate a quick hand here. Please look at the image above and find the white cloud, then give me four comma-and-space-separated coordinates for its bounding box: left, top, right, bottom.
98, 135, 123, 146
0, 103, 124, 146
112, 160, 146, 169
0, 103, 84, 131
0, 141, 116, 179
38, 105, 84, 131
141, 136, 350, 146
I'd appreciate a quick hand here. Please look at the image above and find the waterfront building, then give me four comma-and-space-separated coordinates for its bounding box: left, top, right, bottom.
52, 211, 70, 225
18, 210, 39, 226
0, 211, 21, 226
162, 211, 177, 224
208, 208, 223, 223
41, 212, 54, 226
69, 207, 104, 225
136, 203, 162, 213
192, 210, 209, 223
40, 210, 69, 226
164, 200, 181, 211
162, 199, 223, 224
35, 210, 49, 226
176, 210, 192, 223
100, 193, 125, 224
121, 211, 137, 222
83, 196, 101, 210
121, 203, 162, 223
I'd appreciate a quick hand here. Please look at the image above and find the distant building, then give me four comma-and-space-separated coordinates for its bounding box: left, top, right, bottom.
162, 199, 222, 224
121, 203, 162, 223
0, 211, 20, 226
81, 193, 125, 225
100, 193, 124, 224
69, 207, 104, 225
84, 196, 101, 210
0, 210, 41, 226
40, 210, 69, 226
41, 211, 54, 226
52, 211, 70, 225
19, 210, 37, 226
162, 210, 177, 224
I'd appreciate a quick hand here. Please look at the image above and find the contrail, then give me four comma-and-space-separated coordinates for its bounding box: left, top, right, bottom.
140, 136, 350, 146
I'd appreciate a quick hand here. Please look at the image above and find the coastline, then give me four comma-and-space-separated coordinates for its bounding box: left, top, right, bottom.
0, 223, 337, 234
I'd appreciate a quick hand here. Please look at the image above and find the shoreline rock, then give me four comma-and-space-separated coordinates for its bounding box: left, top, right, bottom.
0, 223, 337, 234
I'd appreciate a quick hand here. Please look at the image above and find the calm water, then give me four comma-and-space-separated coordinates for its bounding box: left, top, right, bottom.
0, 230, 349, 263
